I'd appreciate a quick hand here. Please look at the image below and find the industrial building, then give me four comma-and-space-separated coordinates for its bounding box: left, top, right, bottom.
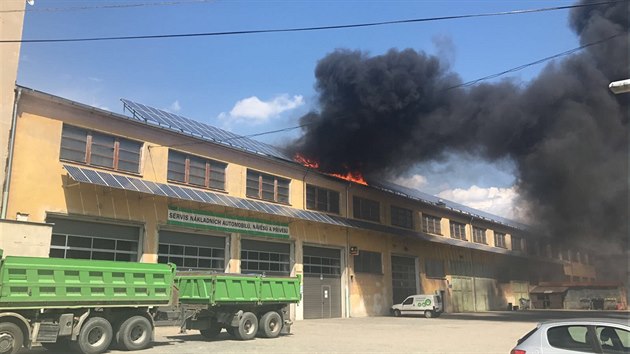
0, 85, 605, 320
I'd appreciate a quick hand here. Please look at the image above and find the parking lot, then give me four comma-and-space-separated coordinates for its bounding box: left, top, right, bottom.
22, 311, 628, 354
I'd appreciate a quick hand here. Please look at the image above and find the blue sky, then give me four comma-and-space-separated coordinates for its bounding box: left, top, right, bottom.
16, 0, 580, 219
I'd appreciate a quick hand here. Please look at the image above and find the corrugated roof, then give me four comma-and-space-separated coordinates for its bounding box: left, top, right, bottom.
117, 99, 527, 231
63, 164, 521, 257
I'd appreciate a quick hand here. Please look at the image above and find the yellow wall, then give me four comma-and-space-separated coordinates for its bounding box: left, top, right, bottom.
4, 89, 599, 318
0, 1, 26, 217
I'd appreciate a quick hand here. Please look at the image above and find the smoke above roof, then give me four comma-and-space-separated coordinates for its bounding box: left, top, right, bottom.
288, 0, 629, 252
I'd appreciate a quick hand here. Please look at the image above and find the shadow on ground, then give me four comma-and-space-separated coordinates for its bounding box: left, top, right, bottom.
437, 310, 630, 323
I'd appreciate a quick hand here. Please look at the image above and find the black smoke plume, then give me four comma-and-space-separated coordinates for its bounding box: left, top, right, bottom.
289, 0, 629, 252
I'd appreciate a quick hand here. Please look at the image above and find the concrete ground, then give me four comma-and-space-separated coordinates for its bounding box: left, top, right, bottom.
23, 311, 629, 354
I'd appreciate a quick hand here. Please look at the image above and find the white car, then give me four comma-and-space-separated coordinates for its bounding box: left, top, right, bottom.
391, 294, 443, 318
510, 318, 629, 354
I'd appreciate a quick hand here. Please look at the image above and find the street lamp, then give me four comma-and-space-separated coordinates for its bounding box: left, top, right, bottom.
609, 79, 630, 94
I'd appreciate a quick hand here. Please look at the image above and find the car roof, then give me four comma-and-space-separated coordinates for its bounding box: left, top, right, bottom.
538, 318, 630, 328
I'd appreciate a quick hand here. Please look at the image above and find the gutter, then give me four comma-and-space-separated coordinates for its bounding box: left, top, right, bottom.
1, 87, 21, 219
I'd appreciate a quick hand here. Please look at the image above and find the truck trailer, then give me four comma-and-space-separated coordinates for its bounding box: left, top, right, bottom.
0, 250, 301, 354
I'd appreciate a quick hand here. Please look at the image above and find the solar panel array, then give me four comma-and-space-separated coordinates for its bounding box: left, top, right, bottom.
120, 99, 291, 160
63, 164, 517, 257
370, 180, 526, 230
118, 99, 521, 230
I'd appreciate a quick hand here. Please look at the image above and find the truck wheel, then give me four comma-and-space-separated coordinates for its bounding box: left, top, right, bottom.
0, 322, 23, 354
116, 316, 152, 351
424, 310, 434, 319
234, 312, 258, 341
71, 317, 113, 354
258, 311, 282, 338
393, 310, 401, 317
199, 320, 222, 339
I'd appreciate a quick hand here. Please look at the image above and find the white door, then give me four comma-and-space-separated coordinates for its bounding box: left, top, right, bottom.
400, 296, 415, 314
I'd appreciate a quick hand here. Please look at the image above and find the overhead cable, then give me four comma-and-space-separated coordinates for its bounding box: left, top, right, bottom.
0, 0, 626, 43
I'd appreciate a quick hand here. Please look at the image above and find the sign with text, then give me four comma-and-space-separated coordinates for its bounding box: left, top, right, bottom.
167, 206, 289, 239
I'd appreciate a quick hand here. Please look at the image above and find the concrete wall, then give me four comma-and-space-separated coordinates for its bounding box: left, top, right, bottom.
0, 219, 52, 257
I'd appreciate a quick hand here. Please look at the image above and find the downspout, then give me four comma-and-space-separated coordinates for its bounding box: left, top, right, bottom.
345, 182, 352, 318
1, 87, 22, 219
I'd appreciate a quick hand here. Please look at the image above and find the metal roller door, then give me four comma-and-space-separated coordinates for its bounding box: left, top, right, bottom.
391, 255, 417, 304
303, 246, 342, 319
158, 230, 226, 271
48, 217, 140, 261
241, 239, 291, 276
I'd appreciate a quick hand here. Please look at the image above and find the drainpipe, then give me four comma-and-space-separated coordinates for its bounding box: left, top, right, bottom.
345, 182, 352, 318
1, 87, 22, 219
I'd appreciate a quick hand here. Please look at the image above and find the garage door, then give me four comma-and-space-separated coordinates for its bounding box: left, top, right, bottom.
158, 230, 226, 271
451, 276, 474, 312
474, 278, 495, 311
48, 217, 140, 261
241, 239, 291, 276
303, 246, 342, 319
391, 255, 417, 304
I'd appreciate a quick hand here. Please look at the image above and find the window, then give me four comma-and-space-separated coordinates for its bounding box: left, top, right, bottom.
402, 297, 413, 305
167, 150, 227, 190
391, 206, 413, 229
303, 255, 341, 276
421, 214, 441, 235
246, 170, 290, 204
60, 124, 142, 173
306, 185, 340, 214
158, 243, 224, 270
50, 233, 138, 262
494, 232, 506, 248
512, 235, 523, 251
425, 259, 445, 278
597, 326, 629, 354
353, 196, 380, 222
354, 250, 382, 274
547, 325, 595, 353
450, 221, 466, 240
240, 241, 291, 275
472, 227, 487, 244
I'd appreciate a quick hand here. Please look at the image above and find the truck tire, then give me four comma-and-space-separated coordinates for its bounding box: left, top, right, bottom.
233, 312, 257, 341
0, 322, 23, 354
71, 317, 113, 354
116, 316, 152, 351
424, 310, 434, 319
258, 311, 282, 338
199, 320, 221, 339
393, 310, 401, 317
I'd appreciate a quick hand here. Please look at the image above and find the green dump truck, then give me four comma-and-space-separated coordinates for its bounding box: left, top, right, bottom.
0, 250, 301, 354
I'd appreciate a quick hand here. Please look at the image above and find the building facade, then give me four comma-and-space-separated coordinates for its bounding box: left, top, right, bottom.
1, 86, 597, 319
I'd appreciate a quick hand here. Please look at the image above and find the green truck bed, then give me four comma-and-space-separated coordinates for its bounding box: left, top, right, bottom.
0, 255, 175, 309
176, 273, 301, 305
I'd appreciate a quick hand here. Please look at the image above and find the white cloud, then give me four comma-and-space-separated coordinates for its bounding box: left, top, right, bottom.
219, 94, 304, 128
164, 100, 181, 113
88, 77, 102, 82
393, 174, 428, 190
437, 185, 523, 220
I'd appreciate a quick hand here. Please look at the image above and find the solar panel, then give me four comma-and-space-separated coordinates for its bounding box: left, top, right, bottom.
121, 99, 293, 161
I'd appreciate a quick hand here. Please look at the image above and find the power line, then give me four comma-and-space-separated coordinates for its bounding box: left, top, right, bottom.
0, 0, 215, 13
1, 0, 626, 43
445, 32, 624, 91
150, 31, 624, 147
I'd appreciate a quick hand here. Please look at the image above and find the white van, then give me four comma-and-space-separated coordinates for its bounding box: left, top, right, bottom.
391, 294, 443, 318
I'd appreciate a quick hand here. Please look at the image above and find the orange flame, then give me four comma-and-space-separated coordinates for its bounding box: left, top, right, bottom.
294, 154, 368, 186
